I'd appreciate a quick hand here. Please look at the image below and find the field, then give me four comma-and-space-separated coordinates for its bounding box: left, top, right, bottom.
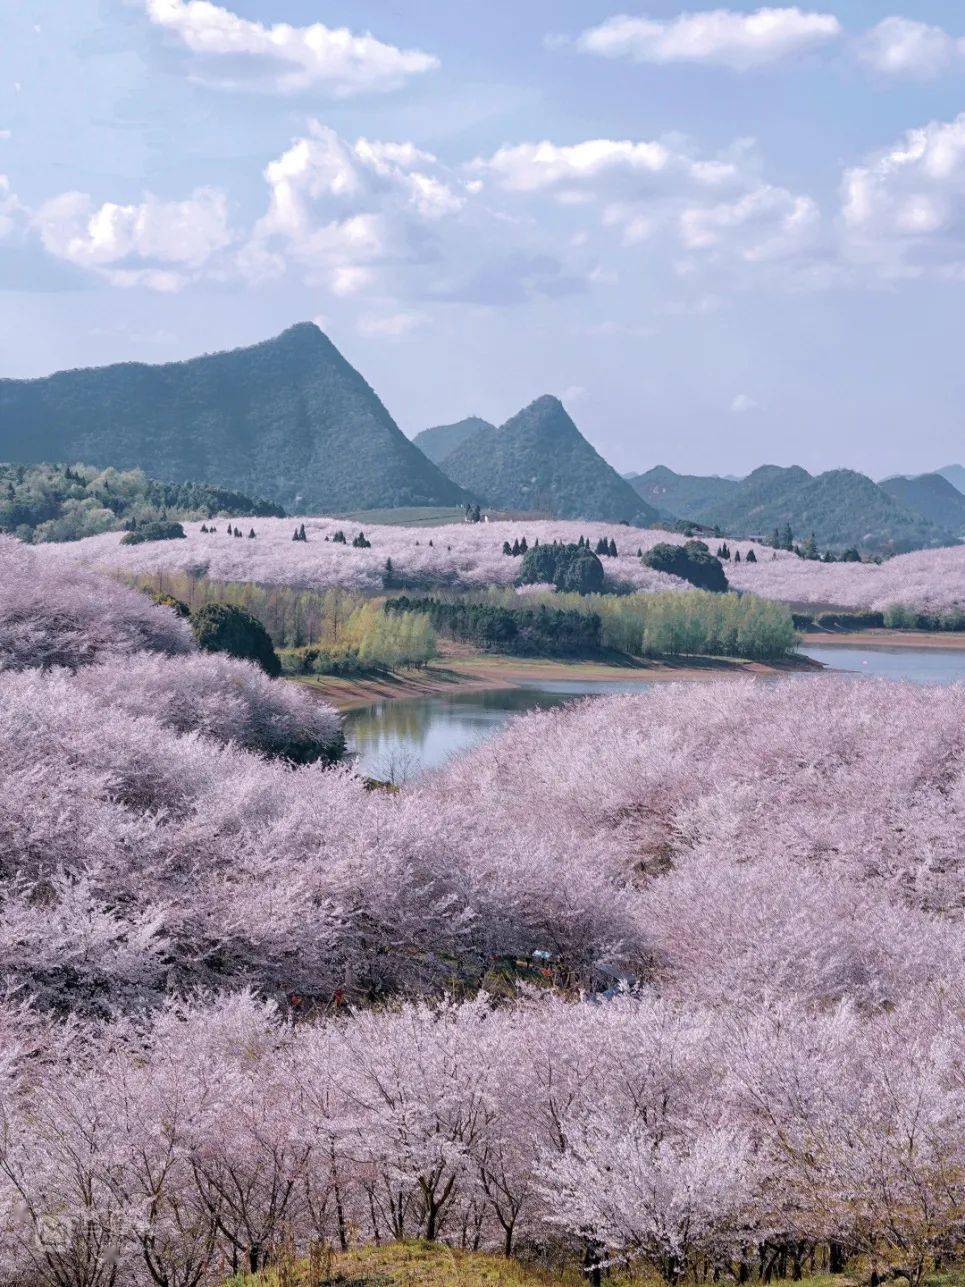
36, 514, 965, 614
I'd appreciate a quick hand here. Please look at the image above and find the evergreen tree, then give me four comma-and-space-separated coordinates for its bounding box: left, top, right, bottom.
248, 528, 256, 539
609, 538, 618, 557
745, 548, 757, 563
519, 536, 528, 553
511, 539, 520, 556
734, 549, 741, 563
503, 541, 512, 556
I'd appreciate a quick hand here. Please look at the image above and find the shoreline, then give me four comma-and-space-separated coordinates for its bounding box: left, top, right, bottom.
292, 650, 822, 711
801, 629, 965, 651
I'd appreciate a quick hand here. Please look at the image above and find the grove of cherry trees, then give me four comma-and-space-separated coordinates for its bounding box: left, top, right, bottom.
36, 514, 965, 614
1, 535, 964, 1283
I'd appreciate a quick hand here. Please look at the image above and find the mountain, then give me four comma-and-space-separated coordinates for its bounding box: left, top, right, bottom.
413, 416, 495, 466
436, 396, 660, 525
635, 463, 962, 553
0, 323, 469, 513
627, 466, 738, 517
880, 473, 965, 534
938, 465, 965, 495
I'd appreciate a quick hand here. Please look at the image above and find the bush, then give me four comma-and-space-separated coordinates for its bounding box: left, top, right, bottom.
190, 603, 281, 677
642, 540, 729, 592
120, 520, 187, 545
517, 542, 605, 594
815, 611, 885, 630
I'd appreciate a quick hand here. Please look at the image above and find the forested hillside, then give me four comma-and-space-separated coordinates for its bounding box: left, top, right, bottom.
0, 323, 469, 514
0, 461, 283, 542
437, 396, 659, 524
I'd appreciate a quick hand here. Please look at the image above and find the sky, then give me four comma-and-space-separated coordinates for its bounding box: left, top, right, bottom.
1, 1, 964, 478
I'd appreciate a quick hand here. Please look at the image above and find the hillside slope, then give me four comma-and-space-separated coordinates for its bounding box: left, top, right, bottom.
880, 473, 965, 534
627, 465, 739, 517
938, 464, 965, 495
413, 416, 495, 465
677, 465, 951, 554
438, 396, 659, 524
0, 323, 468, 513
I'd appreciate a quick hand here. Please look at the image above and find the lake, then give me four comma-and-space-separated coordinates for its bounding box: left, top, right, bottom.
344, 645, 965, 781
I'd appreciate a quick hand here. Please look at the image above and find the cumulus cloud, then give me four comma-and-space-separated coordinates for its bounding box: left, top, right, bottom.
245, 122, 465, 294
474, 137, 741, 196
568, 7, 841, 70
858, 17, 965, 79
842, 113, 965, 278
680, 184, 821, 261
143, 0, 438, 95
731, 393, 758, 412
32, 187, 233, 290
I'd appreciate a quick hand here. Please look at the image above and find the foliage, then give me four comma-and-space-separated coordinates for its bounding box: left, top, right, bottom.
668, 464, 954, 556
120, 519, 187, 544
879, 472, 965, 533
0, 461, 282, 543
191, 602, 282, 677
0, 536, 194, 670
0, 323, 468, 513
517, 542, 606, 594
384, 596, 603, 655
642, 541, 729, 592
1, 551, 965, 1281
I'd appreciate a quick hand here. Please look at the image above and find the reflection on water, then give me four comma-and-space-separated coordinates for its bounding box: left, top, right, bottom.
344, 649, 965, 782
343, 679, 655, 782
801, 645, 965, 686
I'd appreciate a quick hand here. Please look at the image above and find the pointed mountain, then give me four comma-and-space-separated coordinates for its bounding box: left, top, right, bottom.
0, 322, 469, 513
938, 465, 965, 495
413, 416, 495, 465
437, 395, 659, 524
627, 465, 739, 518
880, 473, 965, 534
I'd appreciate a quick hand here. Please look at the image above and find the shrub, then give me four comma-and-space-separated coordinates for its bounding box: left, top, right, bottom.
190, 603, 281, 677
120, 520, 187, 545
517, 542, 605, 594
642, 540, 729, 592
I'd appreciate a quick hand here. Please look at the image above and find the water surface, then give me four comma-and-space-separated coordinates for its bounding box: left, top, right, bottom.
344, 647, 965, 781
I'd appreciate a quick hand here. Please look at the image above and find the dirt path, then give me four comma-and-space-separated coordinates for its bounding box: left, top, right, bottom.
292, 650, 822, 711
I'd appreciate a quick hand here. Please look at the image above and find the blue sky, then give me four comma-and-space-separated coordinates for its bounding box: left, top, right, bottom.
1, 0, 964, 477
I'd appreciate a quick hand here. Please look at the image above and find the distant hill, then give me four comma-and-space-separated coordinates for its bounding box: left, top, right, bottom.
0, 461, 283, 543
938, 465, 965, 495
627, 466, 738, 517
628, 463, 954, 553
436, 396, 660, 525
880, 473, 965, 534
0, 323, 469, 514
412, 417, 495, 465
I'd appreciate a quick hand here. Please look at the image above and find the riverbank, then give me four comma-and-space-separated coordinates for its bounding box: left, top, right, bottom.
292, 649, 822, 711
801, 629, 965, 650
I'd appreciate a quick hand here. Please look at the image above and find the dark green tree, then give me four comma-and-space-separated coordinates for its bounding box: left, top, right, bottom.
190, 603, 281, 677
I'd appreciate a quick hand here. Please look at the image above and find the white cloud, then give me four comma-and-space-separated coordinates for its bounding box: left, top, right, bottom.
858, 17, 965, 79
473, 138, 741, 197
680, 184, 820, 261
143, 0, 438, 95
0, 175, 26, 239
570, 7, 841, 70
731, 393, 758, 412
247, 122, 464, 294
357, 310, 427, 339
842, 114, 965, 278
33, 187, 233, 289
0, 130, 11, 141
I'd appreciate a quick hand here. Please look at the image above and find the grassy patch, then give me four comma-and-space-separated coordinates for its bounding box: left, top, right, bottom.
227, 1239, 583, 1285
